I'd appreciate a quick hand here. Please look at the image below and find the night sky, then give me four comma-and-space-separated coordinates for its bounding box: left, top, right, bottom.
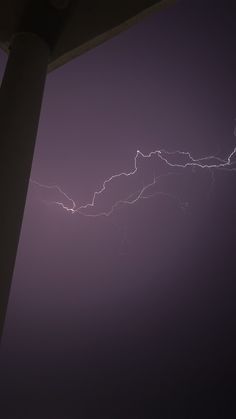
0, 1, 236, 418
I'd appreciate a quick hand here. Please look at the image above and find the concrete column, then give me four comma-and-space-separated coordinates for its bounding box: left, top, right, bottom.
0, 32, 50, 342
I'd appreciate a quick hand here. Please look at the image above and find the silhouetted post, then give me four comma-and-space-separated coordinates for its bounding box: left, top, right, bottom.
0, 32, 50, 341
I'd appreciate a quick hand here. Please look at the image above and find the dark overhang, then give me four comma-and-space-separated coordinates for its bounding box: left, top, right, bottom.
0, 0, 175, 71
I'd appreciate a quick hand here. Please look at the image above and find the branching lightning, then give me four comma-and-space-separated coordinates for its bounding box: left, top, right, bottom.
30, 143, 236, 217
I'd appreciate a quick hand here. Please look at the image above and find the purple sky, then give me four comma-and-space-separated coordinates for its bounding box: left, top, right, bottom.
0, 1, 236, 418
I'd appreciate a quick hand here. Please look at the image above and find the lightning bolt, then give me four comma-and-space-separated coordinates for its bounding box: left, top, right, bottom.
30, 143, 236, 217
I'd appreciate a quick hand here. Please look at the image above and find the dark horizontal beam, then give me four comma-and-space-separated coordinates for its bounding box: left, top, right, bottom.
0, 0, 176, 72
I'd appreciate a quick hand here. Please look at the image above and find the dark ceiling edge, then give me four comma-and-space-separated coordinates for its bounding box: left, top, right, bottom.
0, 0, 177, 72
48, 0, 176, 72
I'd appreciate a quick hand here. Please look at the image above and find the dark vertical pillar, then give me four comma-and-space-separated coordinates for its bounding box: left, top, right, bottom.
0, 32, 50, 341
